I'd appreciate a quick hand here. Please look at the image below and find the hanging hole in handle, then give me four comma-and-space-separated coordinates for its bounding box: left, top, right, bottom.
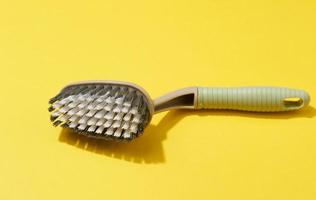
283, 97, 304, 108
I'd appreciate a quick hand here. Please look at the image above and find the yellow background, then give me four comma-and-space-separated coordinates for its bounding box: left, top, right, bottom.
0, 0, 315, 199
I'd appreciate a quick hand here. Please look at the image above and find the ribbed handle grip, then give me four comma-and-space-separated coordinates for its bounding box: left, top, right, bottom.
197, 87, 310, 112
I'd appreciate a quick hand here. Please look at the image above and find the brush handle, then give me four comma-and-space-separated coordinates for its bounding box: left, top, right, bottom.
197, 87, 310, 112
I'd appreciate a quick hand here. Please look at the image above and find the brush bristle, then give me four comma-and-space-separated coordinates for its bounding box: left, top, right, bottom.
48, 83, 151, 141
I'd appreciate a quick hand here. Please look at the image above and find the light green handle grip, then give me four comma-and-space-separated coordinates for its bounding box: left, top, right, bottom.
197, 87, 310, 112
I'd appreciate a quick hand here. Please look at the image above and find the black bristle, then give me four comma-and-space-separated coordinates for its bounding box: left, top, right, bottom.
50, 115, 58, 122
49, 96, 58, 104
48, 106, 54, 112
53, 120, 62, 126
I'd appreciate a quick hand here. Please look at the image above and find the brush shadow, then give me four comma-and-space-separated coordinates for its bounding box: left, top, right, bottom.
194, 105, 316, 119
58, 106, 315, 164
58, 110, 184, 164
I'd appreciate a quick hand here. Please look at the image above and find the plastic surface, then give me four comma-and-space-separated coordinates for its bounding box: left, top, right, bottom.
197, 87, 310, 112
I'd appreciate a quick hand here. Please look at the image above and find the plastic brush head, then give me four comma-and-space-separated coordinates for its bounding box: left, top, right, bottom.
49, 81, 153, 141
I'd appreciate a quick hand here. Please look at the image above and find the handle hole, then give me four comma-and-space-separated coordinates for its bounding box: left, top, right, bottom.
283, 97, 304, 108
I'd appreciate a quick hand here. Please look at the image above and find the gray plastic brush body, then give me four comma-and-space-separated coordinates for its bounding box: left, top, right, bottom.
49, 81, 310, 141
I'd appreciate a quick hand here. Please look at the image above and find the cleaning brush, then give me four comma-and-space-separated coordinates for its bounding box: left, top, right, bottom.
49, 81, 310, 141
